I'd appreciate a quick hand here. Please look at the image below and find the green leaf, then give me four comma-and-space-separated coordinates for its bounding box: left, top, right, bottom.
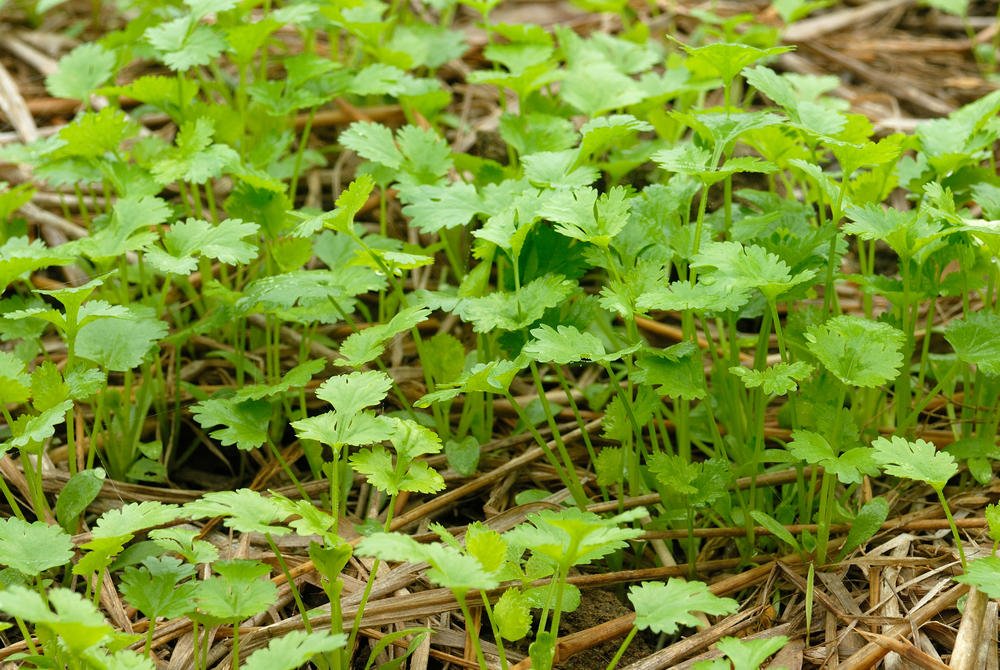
149, 527, 219, 565
46, 43, 115, 101
635, 342, 707, 400
986, 503, 1000, 544
0, 517, 74, 576
196, 559, 278, 621
350, 418, 445, 495
445, 436, 480, 476
293, 175, 375, 236
505, 507, 645, 568
944, 312, 1000, 377
93, 501, 183, 540
806, 316, 904, 388
340, 306, 431, 367
54, 107, 138, 159
749, 510, 800, 552
954, 556, 1000, 598
706, 636, 789, 670
399, 182, 482, 233
871, 436, 957, 489
340, 121, 403, 169
5, 399, 73, 452
453, 274, 576, 333
494, 588, 532, 641
730, 361, 813, 396
786, 430, 877, 485
839, 497, 889, 558
76, 307, 167, 371
692, 241, 816, 300
540, 186, 631, 248
579, 114, 653, 158
0, 586, 113, 654
292, 410, 393, 448
682, 41, 794, 85
78, 195, 170, 262
0, 350, 30, 405
185, 489, 290, 536
0, 236, 74, 292
523, 324, 607, 364
146, 17, 227, 71
415, 358, 526, 407
55, 468, 105, 532
356, 532, 499, 593
629, 579, 738, 634
191, 397, 271, 451
244, 630, 347, 670
120, 556, 198, 620
315, 370, 393, 415
151, 117, 239, 185
147, 218, 260, 275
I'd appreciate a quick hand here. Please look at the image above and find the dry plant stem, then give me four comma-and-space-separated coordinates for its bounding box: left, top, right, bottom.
838, 583, 968, 670
950, 586, 989, 670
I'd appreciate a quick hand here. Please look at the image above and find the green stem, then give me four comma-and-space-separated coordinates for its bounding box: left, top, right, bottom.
936, 486, 967, 569
605, 627, 638, 670
266, 533, 313, 632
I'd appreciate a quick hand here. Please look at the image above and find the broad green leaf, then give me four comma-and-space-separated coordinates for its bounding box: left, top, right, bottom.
705, 636, 789, 670
523, 324, 607, 364
76, 308, 167, 371
151, 117, 239, 185
944, 312, 1000, 377
196, 559, 278, 620
682, 42, 793, 85
806, 316, 904, 388
315, 370, 393, 415
629, 579, 738, 634
505, 507, 645, 568
579, 114, 653, 158
356, 532, 499, 594
339, 306, 431, 367
0, 236, 74, 291
292, 174, 375, 236
493, 588, 532, 641
340, 121, 403, 169
149, 527, 219, 565
0, 350, 30, 404
871, 436, 957, 489
292, 410, 393, 447
786, 430, 877, 485
452, 274, 576, 333
54, 107, 138, 159
120, 556, 198, 620
399, 182, 482, 233
0, 517, 74, 576
55, 468, 105, 532
244, 630, 348, 670
0, 586, 113, 653
522, 150, 599, 189
5, 399, 73, 452
954, 556, 1000, 598
147, 218, 260, 275
729, 361, 813, 396
445, 436, 480, 476
415, 358, 526, 406
692, 241, 816, 300
185, 489, 290, 536
191, 397, 271, 451
638, 279, 751, 314
93, 501, 183, 540
635, 342, 706, 399
146, 17, 227, 71
840, 497, 890, 558
46, 43, 115, 101
540, 186, 631, 248
78, 195, 170, 262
